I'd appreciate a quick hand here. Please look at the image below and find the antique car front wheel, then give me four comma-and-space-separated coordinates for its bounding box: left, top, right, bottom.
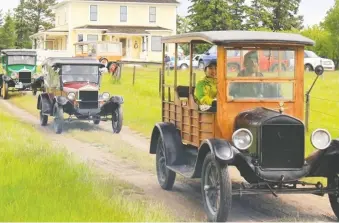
2, 82, 8, 99
53, 103, 64, 134
328, 174, 339, 219
112, 106, 123, 133
156, 136, 176, 190
201, 152, 232, 222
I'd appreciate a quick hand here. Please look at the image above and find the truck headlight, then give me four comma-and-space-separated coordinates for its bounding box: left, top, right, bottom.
311, 128, 331, 150
232, 128, 253, 150
102, 92, 110, 100
11, 72, 18, 79
67, 92, 75, 101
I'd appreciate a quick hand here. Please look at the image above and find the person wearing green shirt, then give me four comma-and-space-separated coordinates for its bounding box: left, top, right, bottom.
194, 59, 217, 111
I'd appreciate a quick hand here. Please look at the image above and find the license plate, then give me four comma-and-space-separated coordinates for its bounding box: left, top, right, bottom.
15, 83, 23, 88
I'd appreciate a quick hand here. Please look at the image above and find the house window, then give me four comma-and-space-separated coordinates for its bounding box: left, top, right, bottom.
90, 5, 97, 21
151, 36, 162, 52
87, 34, 98, 41
120, 6, 127, 22
149, 7, 156, 23
78, 34, 83, 42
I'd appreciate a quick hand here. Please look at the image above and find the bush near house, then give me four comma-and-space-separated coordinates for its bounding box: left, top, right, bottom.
0, 109, 174, 222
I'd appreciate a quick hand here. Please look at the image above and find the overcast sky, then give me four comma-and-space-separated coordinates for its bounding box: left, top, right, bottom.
0, 0, 335, 27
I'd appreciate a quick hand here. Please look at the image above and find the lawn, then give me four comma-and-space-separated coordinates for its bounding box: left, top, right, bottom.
7, 64, 339, 185
0, 107, 174, 221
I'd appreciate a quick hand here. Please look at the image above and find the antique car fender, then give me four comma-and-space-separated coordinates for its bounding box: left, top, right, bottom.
2, 74, 10, 83
100, 95, 124, 116
55, 96, 68, 106
306, 139, 339, 177
110, 95, 124, 104
190, 139, 238, 178
37, 93, 53, 115
149, 122, 184, 166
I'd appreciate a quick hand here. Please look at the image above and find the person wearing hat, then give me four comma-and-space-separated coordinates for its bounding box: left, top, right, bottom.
238, 50, 263, 77
194, 59, 217, 111
230, 50, 282, 98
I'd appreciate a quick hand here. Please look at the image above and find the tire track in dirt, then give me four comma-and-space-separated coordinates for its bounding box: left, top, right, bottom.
0, 98, 337, 222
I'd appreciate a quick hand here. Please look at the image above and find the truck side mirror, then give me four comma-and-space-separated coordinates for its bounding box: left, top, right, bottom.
314, 65, 324, 76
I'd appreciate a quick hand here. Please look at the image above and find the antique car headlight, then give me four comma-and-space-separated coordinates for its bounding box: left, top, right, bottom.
11, 72, 18, 79
102, 92, 110, 100
67, 92, 76, 101
32, 73, 40, 79
311, 128, 331, 150
232, 128, 253, 150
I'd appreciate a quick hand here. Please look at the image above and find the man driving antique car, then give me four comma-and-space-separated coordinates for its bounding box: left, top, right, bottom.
230, 50, 282, 98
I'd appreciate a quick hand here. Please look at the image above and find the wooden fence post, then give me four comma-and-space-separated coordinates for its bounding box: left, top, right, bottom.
159, 68, 162, 96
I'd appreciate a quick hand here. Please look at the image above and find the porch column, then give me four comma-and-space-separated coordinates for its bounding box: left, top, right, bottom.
43, 33, 47, 50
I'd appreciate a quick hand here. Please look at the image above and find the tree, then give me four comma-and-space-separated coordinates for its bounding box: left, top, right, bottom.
0, 12, 17, 50
187, 0, 232, 53
14, 0, 32, 48
24, 0, 56, 48
188, 0, 232, 31
228, 0, 247, 30
268, 0, 304, 31
245, 0, 272, 30
176, 15, 192, 55
322, 0, 339, 68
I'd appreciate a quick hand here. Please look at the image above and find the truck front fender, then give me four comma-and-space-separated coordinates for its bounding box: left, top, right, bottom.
191, 139, 238, 178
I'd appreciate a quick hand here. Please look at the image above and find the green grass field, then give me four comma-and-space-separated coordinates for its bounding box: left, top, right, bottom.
0, 108, 174, 221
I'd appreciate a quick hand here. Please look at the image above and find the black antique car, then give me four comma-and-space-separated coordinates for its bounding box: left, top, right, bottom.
149, 30, 339, 222
37, 57, 123, 134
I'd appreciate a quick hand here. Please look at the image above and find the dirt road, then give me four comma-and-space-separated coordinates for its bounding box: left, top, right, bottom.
0, 98, 337, 222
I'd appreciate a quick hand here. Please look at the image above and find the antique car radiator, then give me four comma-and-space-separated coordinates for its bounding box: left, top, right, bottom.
19, 72, 31, 84
78, 91, 99, 109
260, 123, 305, 169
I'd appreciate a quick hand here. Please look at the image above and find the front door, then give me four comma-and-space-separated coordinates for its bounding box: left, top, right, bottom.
120, 38, 127, 56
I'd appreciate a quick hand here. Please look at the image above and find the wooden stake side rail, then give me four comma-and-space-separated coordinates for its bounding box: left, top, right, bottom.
163, 101, 215, 147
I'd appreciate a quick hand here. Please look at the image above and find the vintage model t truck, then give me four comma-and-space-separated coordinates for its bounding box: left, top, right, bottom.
149, 30, 339, 222
0, 49, 44, 99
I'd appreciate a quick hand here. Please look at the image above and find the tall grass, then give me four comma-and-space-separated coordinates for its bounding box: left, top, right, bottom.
0, 109, 174, 221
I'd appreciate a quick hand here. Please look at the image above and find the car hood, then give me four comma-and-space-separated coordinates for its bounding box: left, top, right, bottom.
63, 82, 99, 92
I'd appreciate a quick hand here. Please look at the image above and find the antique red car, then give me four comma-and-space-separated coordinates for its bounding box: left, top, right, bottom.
36, 57, 123, 134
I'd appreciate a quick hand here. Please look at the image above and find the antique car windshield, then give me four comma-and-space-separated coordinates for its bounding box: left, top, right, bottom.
61, 65, 99, 83
226, 48, 295, 101
7, 55, 35, 65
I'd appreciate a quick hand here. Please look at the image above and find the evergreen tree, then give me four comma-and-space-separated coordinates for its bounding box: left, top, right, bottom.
268, 0, 303, 31
14, 0, 32, 48
0, 12, 17, 50
188, 0, 232, 31
246, 0, 273, 30
228, 0, 247, 30
24, 0, 56, 33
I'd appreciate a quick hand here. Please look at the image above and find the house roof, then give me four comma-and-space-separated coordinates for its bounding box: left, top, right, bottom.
74, 25, 172, 34
83, 0, 179, 3
161, 30, 315, 46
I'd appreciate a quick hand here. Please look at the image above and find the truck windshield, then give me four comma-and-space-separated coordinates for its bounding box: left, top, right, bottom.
61, 65, 99, 83
8, 55, 35, 65
226, 48, 296, 101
